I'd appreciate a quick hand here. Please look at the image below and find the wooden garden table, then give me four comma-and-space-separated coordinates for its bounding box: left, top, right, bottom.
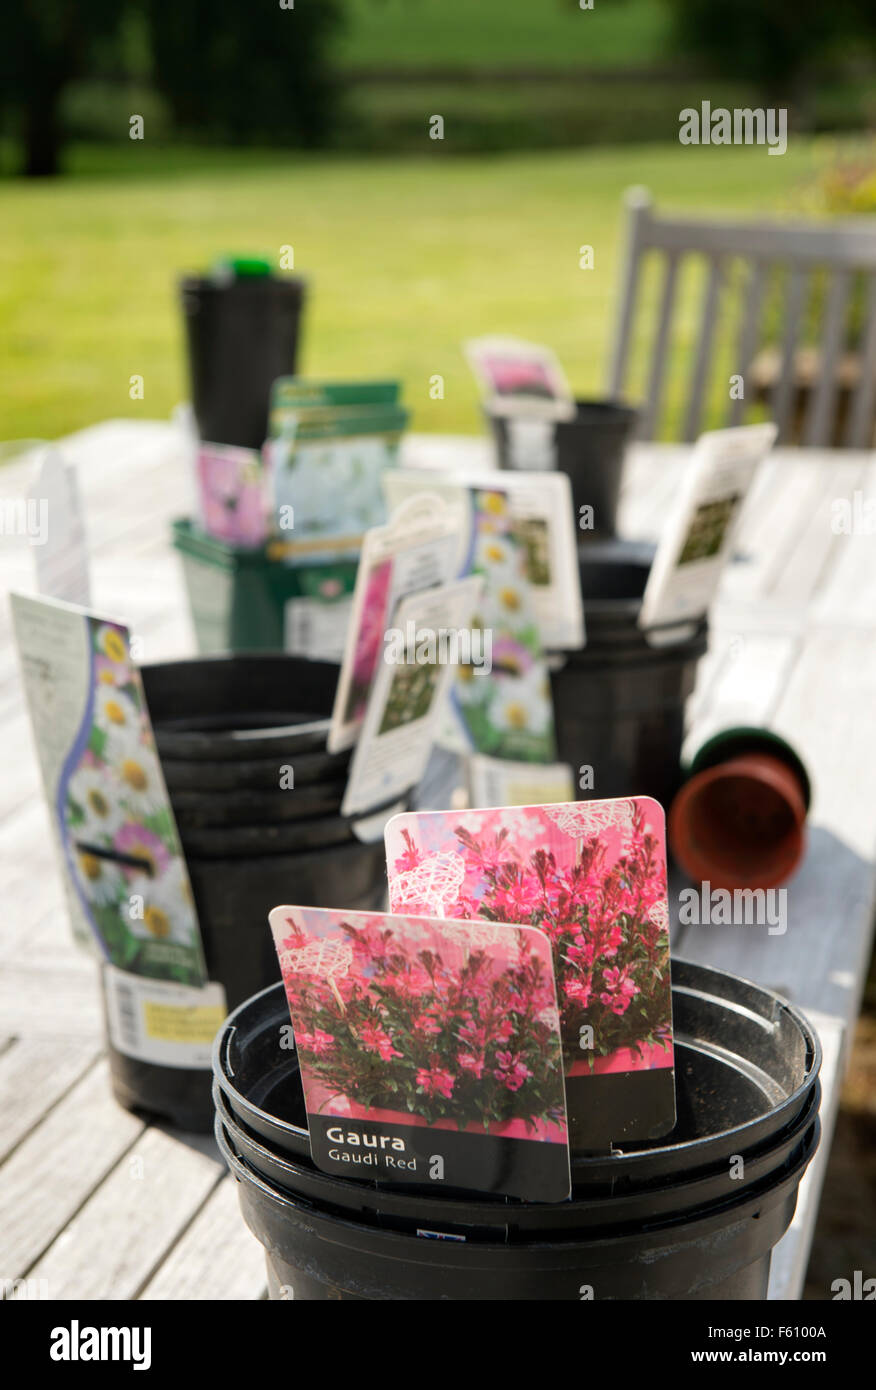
0, 420, 873, 1300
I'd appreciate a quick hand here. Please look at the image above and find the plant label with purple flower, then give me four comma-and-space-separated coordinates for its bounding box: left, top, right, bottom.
11, 593, 208, 988
268, 905, 571, 1202
385, 797, 676, 1152
329, 494, 460, 754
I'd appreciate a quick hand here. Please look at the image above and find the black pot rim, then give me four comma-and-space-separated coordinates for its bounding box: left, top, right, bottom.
218, 1112, 818, 1260
213, 962, 822, 1181
214, 1075, 820, 1232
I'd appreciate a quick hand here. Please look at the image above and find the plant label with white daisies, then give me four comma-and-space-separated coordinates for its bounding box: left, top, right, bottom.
385, 797, 676, 1152
268, 905, 571, 1202
384, 468, 584, 652
10, 593, 208, 988
383, 476, 559, 763
638, 423, 778, 632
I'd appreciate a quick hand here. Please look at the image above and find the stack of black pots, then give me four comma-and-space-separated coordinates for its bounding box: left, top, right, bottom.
213, 960, 821, 1301
106, 655, 388, 1132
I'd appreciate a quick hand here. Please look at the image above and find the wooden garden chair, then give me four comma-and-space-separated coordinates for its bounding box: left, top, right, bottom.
607, 187, 876, 447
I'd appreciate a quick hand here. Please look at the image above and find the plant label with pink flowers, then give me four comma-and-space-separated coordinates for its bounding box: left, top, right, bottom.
385, 797, 676, 1152
10, 593, 208, 988
268, 905, 572, 1202
328, 494, 460, 754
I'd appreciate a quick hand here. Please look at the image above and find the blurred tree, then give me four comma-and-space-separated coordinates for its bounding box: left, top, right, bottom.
146, 0, 344, 148
0, 0, 129, 175
666, 0, 876, 101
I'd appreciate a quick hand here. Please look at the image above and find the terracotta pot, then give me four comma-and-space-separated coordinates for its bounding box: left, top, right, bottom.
669, 730, 810, 890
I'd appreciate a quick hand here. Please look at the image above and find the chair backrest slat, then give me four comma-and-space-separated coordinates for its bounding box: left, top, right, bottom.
803, 269, 852, 447
640, 251, 680, 440
845, 276, 876, 448
611, 189, 876, 447
607, 188, 652, 399
771, 268, 809, 443
683, 256, 724, 441
727, 259, 768, 427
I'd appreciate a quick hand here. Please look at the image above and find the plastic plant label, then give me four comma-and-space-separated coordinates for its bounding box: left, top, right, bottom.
468, 754, 575, 809
385, 797, 675, 1152
103, 964, 226, 1068
28, 447, 91, 608
638, 423, 778, 631
340, 575, 483, 817
328, 494, 460, 754
195, 442, 272, 547
10, 593, 208, 986
385, 468, 584, 651
384, 477, 560, 763
268, 905, 571, 1202
464, 336, 575, 421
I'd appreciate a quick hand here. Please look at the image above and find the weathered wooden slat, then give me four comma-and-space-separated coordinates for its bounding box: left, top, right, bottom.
0, 1061, 143, 1278
683, 256, 724, 442
139, 1175, 266, 1301
803, 270, 852, 448
812, 456, 876, 628
767, 1011, 846, 1300
0, 1038, 101, 1164
768, 454, 870, 605
20, 1126, 223, 1300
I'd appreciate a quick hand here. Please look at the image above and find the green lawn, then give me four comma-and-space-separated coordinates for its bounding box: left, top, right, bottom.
335, 0, 673, 70
1, 139, 834, 443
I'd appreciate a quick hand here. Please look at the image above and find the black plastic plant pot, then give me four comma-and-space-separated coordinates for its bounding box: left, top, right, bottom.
490, 399, 638, 539
170, 779, 348, 831
141, 654, 341, 761
106, 836, 387, 1134
180, 272, 306, 451
160, 746, 351, 794
549, 540, 708, 807
213, 959, 821, 1176
216, 1117, 818, 1300
214, 1077, 820, 1241
178, 813, 357, 859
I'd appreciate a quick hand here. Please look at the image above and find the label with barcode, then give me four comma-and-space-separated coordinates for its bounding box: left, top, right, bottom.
102, 965, 227, 1068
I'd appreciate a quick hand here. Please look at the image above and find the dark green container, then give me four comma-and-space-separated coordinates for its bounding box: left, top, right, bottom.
172, 519, 358, 654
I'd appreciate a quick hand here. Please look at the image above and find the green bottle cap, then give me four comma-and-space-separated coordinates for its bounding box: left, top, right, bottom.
211, 255, 273, 282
